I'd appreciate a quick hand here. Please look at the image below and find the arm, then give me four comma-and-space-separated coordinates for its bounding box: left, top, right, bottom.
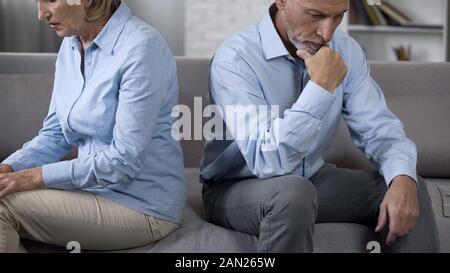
0, 54, 74, 196
341, 40, 419, 244
1, 85, 73, 172
210, 53, 339, 178
341, 42, 417, 186
41, 42, 172, 190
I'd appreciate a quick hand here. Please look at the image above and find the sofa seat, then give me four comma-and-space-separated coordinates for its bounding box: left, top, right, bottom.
425, 178, 450, 253
19, 170, 450, 253
107, 174, 450, 253
22, 168, 379, 253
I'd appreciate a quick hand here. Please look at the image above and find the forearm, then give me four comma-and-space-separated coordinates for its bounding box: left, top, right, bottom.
42, 148, 143, 190
233, 81, 336, 177
344, 68, 417, 185
2, 133, 72, 172
369, 131, 418, 186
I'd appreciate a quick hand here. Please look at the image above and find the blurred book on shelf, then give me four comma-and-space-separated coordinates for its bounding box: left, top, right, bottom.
362, 0, 387, 26
393, 45, 411, 61
349, 0, 370, 25
378, 1, 411, 26
349, 0, 442, 29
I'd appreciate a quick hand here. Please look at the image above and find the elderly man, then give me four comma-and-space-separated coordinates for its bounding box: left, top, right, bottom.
200, 0, 439, 253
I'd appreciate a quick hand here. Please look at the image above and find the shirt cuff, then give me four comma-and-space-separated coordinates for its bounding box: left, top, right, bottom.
294, 81, 336, 120
381, 161, 418, 187
1, 158, 27, 172
42, 161, 75, 190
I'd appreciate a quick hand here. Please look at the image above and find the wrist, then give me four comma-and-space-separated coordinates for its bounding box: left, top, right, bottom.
312, 78, 335, 92
26, 168, 44, 189
0, 164, 14, 173
392, 175, 417, 189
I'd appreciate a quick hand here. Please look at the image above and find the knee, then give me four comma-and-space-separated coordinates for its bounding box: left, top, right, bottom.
269, 176, 318, 221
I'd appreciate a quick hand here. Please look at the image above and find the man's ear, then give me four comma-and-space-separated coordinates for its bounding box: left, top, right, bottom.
275, 0, 289, 11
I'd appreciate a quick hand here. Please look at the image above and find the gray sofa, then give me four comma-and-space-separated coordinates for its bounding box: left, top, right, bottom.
0, 53, 449, 253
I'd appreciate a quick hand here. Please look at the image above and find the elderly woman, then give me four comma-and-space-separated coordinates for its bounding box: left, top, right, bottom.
0, 0, 186, 252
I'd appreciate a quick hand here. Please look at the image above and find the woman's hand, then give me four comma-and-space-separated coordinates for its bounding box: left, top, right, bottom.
0, 167, 44, 199
0, 164, 14, 173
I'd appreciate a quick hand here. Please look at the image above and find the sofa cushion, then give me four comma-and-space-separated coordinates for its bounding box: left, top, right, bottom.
176, 57, 210, 168
0, 74, 54, 160
0, 53, 56, 75
425, 178, 450, 253
325, 63, 450, 178
185, 168, 203, 196
21, 196, 378, 253
160, 168, 378, 253
22, 168, 378, 253
21, 171, 449, 253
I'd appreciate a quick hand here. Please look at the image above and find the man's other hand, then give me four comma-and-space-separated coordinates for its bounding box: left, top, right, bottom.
375, 175, 419, 246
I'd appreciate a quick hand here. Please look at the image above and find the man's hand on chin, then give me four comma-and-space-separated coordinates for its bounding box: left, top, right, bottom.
375, 175, 419, 246
296, 46, 348, 93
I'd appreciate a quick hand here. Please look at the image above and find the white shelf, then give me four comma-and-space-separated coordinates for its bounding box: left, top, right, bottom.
343, 0, 449, 62
348, 24, 444, 34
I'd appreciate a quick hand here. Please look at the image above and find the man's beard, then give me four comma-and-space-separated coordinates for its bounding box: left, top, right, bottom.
284, 16, 325, 55
289, 35, 324, 55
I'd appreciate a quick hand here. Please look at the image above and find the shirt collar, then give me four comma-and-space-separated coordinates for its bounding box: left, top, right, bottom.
71, 2, 131, 55
259, 4, 290, 60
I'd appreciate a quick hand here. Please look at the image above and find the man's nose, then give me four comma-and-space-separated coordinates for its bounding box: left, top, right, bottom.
37, 3, 50, 21
317, 19, 335, 43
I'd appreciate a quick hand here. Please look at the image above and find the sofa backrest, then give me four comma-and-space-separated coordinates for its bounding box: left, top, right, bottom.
326, 62, 450, 178
0, 53, 58, 163
1, 53, 449, 178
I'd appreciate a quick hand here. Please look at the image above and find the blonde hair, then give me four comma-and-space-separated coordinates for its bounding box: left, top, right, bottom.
85, 0, 121, 22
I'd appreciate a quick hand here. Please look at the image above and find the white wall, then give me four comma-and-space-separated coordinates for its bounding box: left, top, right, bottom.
125, 0, 185, 55
185, 0, 273, 57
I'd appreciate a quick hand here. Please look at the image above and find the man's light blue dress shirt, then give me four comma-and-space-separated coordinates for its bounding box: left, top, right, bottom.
2, 3, 186, 224
200, 6, 417, 186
